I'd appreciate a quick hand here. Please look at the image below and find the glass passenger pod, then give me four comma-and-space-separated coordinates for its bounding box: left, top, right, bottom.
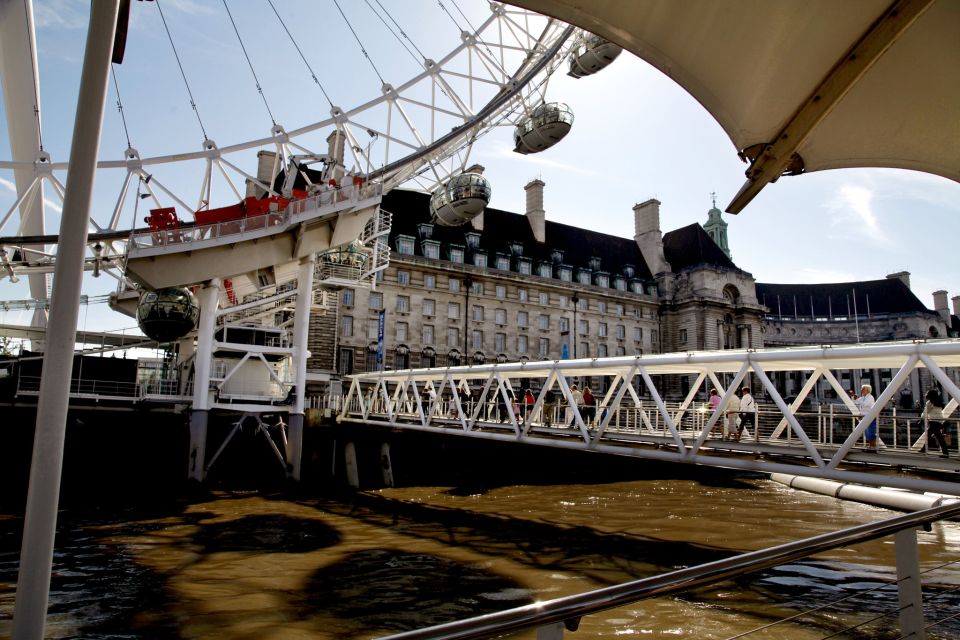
136, 287, 201, 342
567, 33, 623, 78
428, 172, 492, 227
513, 102, 574, 155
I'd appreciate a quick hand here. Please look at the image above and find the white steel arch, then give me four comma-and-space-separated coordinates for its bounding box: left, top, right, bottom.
340, 339, 960, 496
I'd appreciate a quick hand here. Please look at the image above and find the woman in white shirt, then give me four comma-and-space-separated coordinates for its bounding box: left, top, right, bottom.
855, 384, 877, 451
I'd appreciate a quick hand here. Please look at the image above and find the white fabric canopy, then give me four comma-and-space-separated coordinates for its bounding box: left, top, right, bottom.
508, 0, 959, 212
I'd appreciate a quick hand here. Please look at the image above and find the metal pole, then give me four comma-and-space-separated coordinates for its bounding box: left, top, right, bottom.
895, 528, 926, 640
12, 2, 120, 638
286, 255, 315, 481
188, 278, 221, 481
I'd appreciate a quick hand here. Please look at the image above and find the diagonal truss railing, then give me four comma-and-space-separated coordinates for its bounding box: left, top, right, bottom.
339, 340, 960, 495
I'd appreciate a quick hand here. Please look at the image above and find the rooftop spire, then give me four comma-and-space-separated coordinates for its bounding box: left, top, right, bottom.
703, 193, 732, 260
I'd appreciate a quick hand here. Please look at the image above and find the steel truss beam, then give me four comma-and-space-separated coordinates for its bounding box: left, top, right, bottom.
340, 340, 960, 495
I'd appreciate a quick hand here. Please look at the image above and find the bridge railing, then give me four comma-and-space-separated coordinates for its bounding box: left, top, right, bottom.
377, 501, 960, 640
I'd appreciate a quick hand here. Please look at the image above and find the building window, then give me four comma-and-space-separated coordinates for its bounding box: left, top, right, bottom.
559, 295, 568, 308
367, 319, 379, 340
448, 302, 460, 319
471, 281, 483, 295
517, 258, 532, 275
634, 326, 643, 341
538, 314, 549, 330
495, 308, 507, 325
496, 254, 510, 271
679, 328, 688, 344
578, 319, 588, 335
424, 274, 436, 289
369, 292, 383, 310
465, 232, 481, 249
496, 285, 506, 300
471, 330, 483, 350
396, 295, 410, 313
509, 241, 524, 256
397, 271, 410, 285
518, 288, 528, 302
396, 235, 415, 255
473, 252, 488, 268
614, 277, 626, 291
538, 263, 552, 278
449, 246, 465, 263
423, 299, 435, 316
449, 278, 460, 293
495, 332, 506, 352
472, 305, 484, 321
423, 324, 435, 345
616, 346, 626, 356
580, 342, 590, 358
578, 270, 591, 285
631, 281, 643, 294
616, 324, 625, 340
517, 335, 528, 353
598, 343, 608, 357
615, 304, 624, 316
596, 274, 609, 288
538, 338, 549, 357
422, 240, 440, 259
599, 322, 608, 338
342, 288, 355, 306
559, 267, 572, 282
338, 348, 353, 375
366, 349, 379, 372
447, 328, 459, 347
396, 345, 410, 369
341, 315, 353, 337
420, 348, 435, 368
448, 350, 462, 366
539, 292, 549, 305
396, 322, 408, 342
559, 317, 569, 332
589, 256, 601, 270
517, 310, 528, 327
598, 301, 607, 314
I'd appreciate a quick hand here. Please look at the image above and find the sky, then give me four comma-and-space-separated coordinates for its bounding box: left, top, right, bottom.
1, 0, 958, 336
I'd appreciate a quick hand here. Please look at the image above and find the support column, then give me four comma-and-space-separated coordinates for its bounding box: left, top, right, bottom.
286, 255, 315, 481
188, 278, 221, 481
12, 2, 120, 638
895, 528, 926, 640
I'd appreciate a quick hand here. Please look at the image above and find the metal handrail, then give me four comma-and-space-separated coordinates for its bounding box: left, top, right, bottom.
379, 501, 960, 640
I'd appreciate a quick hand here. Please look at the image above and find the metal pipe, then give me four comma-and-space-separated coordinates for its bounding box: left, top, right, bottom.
12, 2, 120, 638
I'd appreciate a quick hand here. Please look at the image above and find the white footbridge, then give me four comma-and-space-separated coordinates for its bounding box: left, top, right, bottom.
340, 339, 960, 496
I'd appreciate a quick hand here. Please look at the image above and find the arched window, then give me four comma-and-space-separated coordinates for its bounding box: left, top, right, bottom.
473, 351, 486, 364
929, 326, 940, 338
396, 344, 410, 370
722, 285, 741, 306
421, 346, 436, 368
447, 349, 461, 366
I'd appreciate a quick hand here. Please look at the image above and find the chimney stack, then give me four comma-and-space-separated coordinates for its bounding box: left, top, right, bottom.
246, 150, 279, 198
524, 179, 546, 243
633, 198, 669, 275
933, 290, 950, 322
886, 271, 911, 289
952, 295, 960, 318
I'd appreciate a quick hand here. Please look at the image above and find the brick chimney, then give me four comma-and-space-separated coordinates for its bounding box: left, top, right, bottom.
633, 198, 669, 275
952, 295, 960, 318
247, 150, 278, 198
933, 290, 950, 322
524, 179, 546, 243
886, 271, 910, 289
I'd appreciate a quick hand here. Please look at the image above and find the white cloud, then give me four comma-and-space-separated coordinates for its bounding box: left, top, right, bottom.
826, 184, 887, 246
0, 176, 63, 215
32, 0, 88, 30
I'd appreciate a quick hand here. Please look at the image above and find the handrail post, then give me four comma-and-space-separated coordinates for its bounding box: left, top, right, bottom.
895, 528, 926, 640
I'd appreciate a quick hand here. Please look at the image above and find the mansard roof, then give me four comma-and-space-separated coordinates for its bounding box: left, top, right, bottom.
755, 279, 932, 317
662, 223, 739, 271
381, 189, 655, 281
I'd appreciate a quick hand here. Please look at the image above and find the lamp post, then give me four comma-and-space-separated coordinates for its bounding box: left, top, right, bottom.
571, 293, 579, 359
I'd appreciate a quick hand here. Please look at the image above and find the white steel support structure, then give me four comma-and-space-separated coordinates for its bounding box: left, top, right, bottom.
188, 278, 221, 482
340, 340, 960, 496
11, 2, 121, 638
286, 255, 315, 481
0, 0, 48, 334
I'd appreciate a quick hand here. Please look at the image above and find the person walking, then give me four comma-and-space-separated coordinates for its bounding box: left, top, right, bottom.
922, 388, 950, 458
855, 384, 878, 451
522, 388, 536, 425
737, 387, 756, 442
581, 386, 596, 426
707, 388, 723, 438
567, 384, 583, 427
724, 389, 741, 440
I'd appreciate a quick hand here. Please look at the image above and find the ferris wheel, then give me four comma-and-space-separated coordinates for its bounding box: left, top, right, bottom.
0, 1, 625, 311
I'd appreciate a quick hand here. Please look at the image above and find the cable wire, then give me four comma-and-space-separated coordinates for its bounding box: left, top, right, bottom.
110, 65, 133, 149
221, 0, 277, 126
21, 0, 44, 151
332, 0, 385, 86
364, 0, 422, 67
266, 0, 335, 109
154, 0, 209, 141
372, 0, 428, 61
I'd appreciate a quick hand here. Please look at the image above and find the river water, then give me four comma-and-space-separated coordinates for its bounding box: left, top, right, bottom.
1, 459, 959, 639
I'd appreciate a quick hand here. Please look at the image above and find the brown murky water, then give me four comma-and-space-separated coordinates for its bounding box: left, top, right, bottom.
1, 473, 959, 639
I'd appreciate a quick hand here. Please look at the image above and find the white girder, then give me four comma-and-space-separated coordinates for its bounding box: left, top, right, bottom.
339, 340, 960, 496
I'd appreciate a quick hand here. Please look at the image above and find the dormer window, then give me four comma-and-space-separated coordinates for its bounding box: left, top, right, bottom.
421, 239, 440, 259
464, 232, 481, 249
516, 257, 532, 275
509, 241, 524, 256
558, 266, 572, 282
629, 279, 643, 294
622, 264, 635, 278
595, 272, 609, 288
495, 253, 511, 271
448, 244, 465, 263
550, 249, 564, 264
472, 251, 488, 268
537, 261, 552, 278
417, 223, 434, 239
396, 235, 415, 255
577, 269, 592, 285
589, 256, 602, 270
614, 276, 627, 291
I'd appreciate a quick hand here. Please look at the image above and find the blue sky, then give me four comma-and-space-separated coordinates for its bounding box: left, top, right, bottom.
2, 0, 958, 333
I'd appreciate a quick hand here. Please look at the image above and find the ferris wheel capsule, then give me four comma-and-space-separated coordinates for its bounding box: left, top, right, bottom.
429, 172, 492, 227
567, 33, 623, 78
136, 287, 201, 343
513, 102, 574, 155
